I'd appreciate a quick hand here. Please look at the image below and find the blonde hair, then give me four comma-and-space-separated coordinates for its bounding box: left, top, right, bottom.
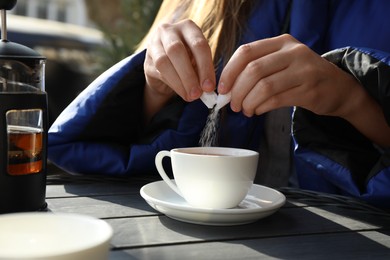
137, 0, 254, 66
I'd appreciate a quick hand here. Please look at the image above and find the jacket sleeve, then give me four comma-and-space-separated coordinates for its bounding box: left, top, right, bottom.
293, 47, 390, 208
48, 50, 202, 176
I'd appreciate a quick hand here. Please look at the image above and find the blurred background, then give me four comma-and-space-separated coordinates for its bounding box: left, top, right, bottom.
7, 0, 162, 125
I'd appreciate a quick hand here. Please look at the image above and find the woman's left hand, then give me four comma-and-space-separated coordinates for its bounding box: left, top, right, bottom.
218, 34, 361, 119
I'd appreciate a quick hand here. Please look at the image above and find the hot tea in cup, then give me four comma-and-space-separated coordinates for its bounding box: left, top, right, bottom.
155, 147, 259, 209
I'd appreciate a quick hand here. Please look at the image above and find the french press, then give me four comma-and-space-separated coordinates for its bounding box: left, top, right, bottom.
0, 0, 48, 213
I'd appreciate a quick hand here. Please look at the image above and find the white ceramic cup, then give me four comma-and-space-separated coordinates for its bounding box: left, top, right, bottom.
155, 147, 259, 209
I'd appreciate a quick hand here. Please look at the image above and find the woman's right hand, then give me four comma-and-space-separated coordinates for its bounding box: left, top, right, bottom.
143, 19, 216, 119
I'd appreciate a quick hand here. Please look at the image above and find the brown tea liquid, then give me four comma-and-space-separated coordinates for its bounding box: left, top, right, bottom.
7, 126, 43, 175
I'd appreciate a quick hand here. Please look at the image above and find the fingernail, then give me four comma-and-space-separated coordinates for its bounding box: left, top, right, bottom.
218, 81, 226, 93
202, 79, 214, 91
230, 102, 240, 113
190, 87, 201, 99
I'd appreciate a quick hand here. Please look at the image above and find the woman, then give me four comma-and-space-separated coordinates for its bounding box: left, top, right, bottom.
48, 0, 390, 208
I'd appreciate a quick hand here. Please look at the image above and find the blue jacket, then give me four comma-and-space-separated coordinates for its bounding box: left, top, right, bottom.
48, 0, 390, 208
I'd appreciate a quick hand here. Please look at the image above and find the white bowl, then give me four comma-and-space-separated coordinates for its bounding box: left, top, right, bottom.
0, 212, 113, 260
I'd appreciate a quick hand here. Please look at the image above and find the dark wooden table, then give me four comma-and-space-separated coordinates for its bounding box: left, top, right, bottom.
46, 165, 390, 259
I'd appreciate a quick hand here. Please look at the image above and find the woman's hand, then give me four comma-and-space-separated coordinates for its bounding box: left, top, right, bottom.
218, 34, 360, 118
218, 34, 390, 146
143, 19, 216, 121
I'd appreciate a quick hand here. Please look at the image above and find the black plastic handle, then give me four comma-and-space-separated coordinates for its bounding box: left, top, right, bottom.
0, 0, 16, 10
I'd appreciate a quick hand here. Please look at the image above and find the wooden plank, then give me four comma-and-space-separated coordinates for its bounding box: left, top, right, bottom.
45, 172, 162, 198
108, 231, 390, 260
47, 194, 158, 218
103, 207, 389, 249
45, 183, 143, 198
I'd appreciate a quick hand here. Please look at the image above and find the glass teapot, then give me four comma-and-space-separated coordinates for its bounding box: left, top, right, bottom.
0, 0, 48, 213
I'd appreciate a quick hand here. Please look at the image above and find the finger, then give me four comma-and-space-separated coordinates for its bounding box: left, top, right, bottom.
160, 25, 202, 101
229, 50, 290, 112
147, 38, 188, 99
218, 36, 287, 94
240, 67, 301, 116
180, 20, 216, 92
252, 85, 304, 116
144, 54, 175, 96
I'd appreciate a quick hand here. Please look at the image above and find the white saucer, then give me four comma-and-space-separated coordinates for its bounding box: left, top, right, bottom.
140, 180, 286, 226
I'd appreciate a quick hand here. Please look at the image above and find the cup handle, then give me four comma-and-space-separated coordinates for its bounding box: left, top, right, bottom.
155, 150, 183, 197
